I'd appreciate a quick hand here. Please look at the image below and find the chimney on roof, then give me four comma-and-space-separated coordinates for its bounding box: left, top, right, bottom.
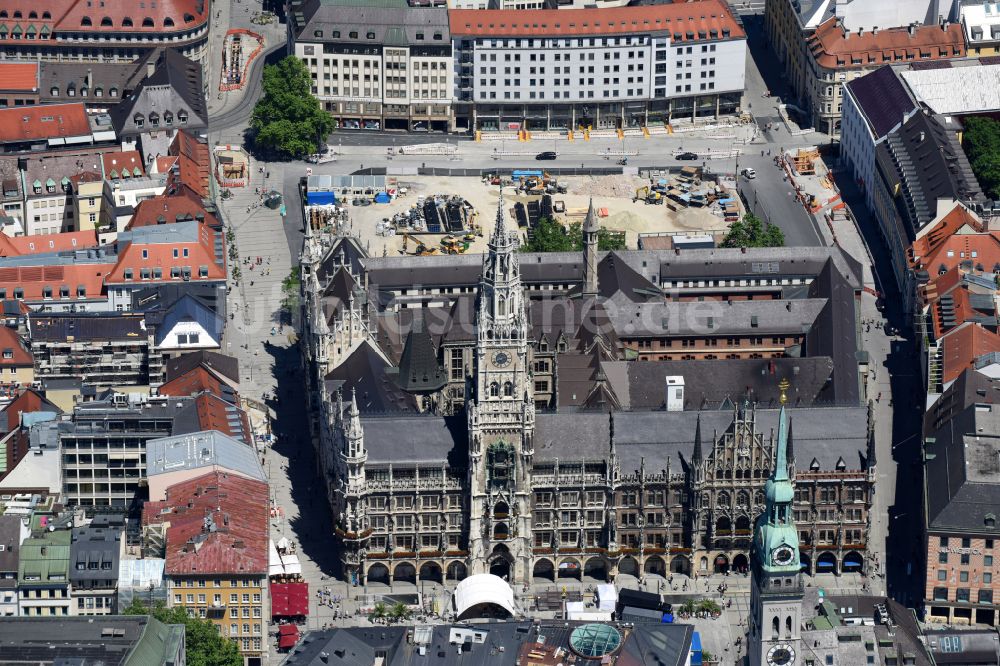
919, 131, 925, 142
147, 57, 156, 80
909, 23, 916, 36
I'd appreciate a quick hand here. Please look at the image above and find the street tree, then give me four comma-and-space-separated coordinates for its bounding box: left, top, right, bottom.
963, 116, 1000, 199
520, 218, 628, 252
720, 213, 785, 248
250, 56, 335, 159
123, 600, 243, 666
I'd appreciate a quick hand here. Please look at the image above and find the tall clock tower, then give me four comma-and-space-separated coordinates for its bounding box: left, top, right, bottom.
749, 401, 802, 666
467, 190, 534, 583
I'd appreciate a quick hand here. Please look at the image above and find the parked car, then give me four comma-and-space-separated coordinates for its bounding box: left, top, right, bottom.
535, 151, 557, 160
741, 167, 756, 179
676, 152, 698, 160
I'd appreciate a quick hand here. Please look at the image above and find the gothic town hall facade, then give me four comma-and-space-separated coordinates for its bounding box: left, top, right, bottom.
302, 195, 877, 587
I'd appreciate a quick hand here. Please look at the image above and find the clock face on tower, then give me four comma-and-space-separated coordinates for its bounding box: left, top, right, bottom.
492, 351, 511, 368
771, 545, 795, 567
767, 644, 795, 666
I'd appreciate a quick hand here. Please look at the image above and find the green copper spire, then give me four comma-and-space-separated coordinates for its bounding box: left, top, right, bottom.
754, 405, 800, 574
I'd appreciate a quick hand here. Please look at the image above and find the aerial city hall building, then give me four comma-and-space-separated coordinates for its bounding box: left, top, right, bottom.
301, 197, 877, 587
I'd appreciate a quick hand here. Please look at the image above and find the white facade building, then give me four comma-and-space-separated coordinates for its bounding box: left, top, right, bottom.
293, 6, 454, 131
450, 1, 746, 131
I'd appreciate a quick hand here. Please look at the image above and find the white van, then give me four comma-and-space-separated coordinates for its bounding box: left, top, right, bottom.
741, 167, 757, 179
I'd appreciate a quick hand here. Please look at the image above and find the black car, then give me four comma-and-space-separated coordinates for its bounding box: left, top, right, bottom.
676, 152, 698, 160
535, 151, 557, 160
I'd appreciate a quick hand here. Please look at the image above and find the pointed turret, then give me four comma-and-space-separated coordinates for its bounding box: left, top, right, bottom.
345, 388, 365, 460
583, 198, 600, 296
692, 414, 703, 463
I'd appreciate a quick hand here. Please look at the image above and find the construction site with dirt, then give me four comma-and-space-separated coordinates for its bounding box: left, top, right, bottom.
302, 169, 745, 258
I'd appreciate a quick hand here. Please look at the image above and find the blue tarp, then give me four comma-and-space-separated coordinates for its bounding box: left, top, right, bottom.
306, 191, 336, 205
691, 632, 703, 665
512, 170, 543, 180
374, 192, 391, 204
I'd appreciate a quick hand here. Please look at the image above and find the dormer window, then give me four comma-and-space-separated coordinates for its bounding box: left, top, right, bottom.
80, 87, 87, 97
100, 17, 112, 27
2, 350, 12, 359
313, 30, 323, 38
122, 17, 133, 27
142, 17, 154, 27
164, 17, 174, 27
133, 113, 144, 128
109, 87, 118, 97
366, 31, 375, 39
12, 11, 21, 19
42, 11, 50, 19
149, 112, 159, 127
81, 16, 91, 26
45, 178, 55, 193
349, 31, 358, 39
177, 112, 187, 124
67, 86, 75, 96
183, 12, 195, 23
50, 86, 58, 96
94, 87, 103, 97
28, 11, 36, 19
0, 11, 7, 19
164, 112, 173, 124
123, 269, 134, 281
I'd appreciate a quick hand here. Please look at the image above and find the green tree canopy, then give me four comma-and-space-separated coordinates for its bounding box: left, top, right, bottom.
520, 217, 628, 253
250, 56, 335, 159
123, 600, 243, 666
963, 116, 1000, 199
720, 213, 785, 248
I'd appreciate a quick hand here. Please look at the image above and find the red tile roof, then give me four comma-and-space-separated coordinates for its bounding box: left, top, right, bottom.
0, 388, 55, 432
193, 393, 250, 443
0, 63, 39, 92
449, 1, 744, 39
0, 263, 110, 303
157, 366, 225, 400
105, 222, 225, 286
0, 103, 90, 144
154, 156, 178, 174
53, 0, 209, 34
909, 204, 986, 267
102, 151, 145, 180
145, 471, 268, 576
127, 187, 217, 231
0, 230, 98, 257
0, 326, 32, 368
807, 18, 965, 70
169, 130, 210, 198
941, 322, 1000, 385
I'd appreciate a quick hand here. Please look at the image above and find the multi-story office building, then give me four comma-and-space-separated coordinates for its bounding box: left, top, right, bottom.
450, 2, 746, 131
0, 514, 24, 616
0, 1, 210, 75
292, 3, 454, 131
302, 198, 875, 587
145, 470, 269, 665
69, 515, 124, 615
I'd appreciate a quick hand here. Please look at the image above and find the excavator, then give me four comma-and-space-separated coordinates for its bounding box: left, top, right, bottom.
400, 232, 439, 256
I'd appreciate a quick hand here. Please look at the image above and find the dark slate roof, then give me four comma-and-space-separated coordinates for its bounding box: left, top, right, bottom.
133, 282, 226, 319
69, 523, 122, 584
110, 48, 207, 137
280, 622, 692, 666
534, 407, 868, 474
924, 385, 1000, 534
804, 257, 861, 406
391, 317, 447, 393
875, 111, 984, 237
0, 515, 20, 584
28, 312, 147, 342
294, 0, 450, 46
165, 351, 240, 385
595, 252, 662, 303
360, 414, 467, 466
325, 340, 418, 413
845, 66, 916, 139
38, 57, 151, 106
602, 356, 839, 410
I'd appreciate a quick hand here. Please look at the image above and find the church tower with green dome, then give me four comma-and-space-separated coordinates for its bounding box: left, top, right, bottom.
749, 389, 803, 666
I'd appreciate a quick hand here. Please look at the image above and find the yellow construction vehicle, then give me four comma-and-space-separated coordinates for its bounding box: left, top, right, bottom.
440, 236, 466, 254
635, 186, 649, 202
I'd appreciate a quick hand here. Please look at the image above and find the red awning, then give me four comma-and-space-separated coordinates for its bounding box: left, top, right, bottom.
271, 582, 309, 618
278, 624, 300, 649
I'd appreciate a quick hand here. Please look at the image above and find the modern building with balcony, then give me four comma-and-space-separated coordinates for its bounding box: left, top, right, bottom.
69, 514, 125, 615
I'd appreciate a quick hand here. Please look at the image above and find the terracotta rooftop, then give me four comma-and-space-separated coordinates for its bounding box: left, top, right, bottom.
147, 471, 268, 576
191, 393, 250, 443
909, 204, 987, 266
105, 220, 226, 286
0, 63, 39, 92
101, 151, 145, 180
0, 0, 209, 37
168, 130, 210, 198
0, 388, 59, 433
0, 326, 32, 368
449, 0, 744, 40
0, 230, 98, 257
0, 263, 110, 303
153, 155, 178, 175
941, 322, 1000, 385
0, 103, 91, 144
127, 187, 216, 231
807, 18, 965, 70
157, 366, 225, 400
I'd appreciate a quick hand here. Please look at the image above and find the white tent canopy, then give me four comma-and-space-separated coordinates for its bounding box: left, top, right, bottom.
452, 574, 516, 620
597, 584, 617, 612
